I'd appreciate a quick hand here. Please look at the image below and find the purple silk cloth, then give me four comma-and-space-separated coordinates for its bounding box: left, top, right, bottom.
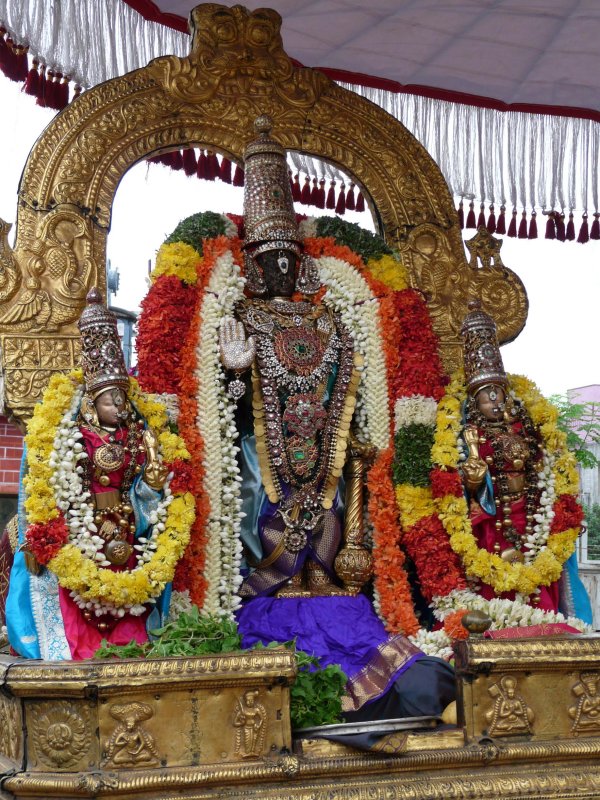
236, 594, 423, 687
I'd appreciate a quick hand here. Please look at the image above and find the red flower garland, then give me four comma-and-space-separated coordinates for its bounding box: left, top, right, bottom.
368, 448, 419, 635
550, 494, 584, 534
430, 467, 463, 499
137, 275, 198, 394
402, 514, 467, 600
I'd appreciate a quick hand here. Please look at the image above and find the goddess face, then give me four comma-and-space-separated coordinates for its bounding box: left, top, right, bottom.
95, 388, 128, 428
255, 247, 298, 297
475, 385, 506, 422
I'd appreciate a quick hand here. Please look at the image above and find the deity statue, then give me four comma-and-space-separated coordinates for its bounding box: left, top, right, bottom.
233, 689, 267, 757
5, 290, 188, 660
569, 672, 600, 734
219, 116, 455, 721
458, 302, 590, 617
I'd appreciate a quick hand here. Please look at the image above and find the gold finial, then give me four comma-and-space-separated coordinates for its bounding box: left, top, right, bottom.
254, 114, 273, 136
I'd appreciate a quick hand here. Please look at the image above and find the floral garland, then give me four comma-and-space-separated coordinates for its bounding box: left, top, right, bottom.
431, 370, 583, 597
23, 371, 195, 616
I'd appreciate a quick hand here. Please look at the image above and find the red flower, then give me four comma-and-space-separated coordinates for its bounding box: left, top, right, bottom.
443, 609, 470, 640
430, 467, 463, 499
168, 459, 194, 495
24, 515, 70, 565
551, 494, 584, 534
402, 514, 467, 600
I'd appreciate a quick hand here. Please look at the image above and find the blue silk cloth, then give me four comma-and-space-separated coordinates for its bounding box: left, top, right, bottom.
236, 594, 425, 711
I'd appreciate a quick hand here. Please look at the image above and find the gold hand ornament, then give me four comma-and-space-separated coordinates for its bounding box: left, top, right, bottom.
142, 427, 168, 490
461, 425, 488, 494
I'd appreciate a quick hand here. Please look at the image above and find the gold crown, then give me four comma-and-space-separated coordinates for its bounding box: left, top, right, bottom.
460, 300, 507, 395
78, 288, 129, 399
242, 115, 301, 256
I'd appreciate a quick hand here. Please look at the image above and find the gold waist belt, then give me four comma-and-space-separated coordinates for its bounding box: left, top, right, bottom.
93, 490, 121, 510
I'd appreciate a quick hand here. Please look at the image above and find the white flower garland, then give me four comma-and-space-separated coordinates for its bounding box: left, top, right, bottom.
195, 250, 245, 617
432, 588, 590, 633
394, 395, 438, 431
317, 255, 391, 450
48, 381, 174, 618
409, 629, 454, 661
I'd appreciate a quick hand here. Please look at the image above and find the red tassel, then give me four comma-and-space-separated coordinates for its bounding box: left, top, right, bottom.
219, 156, 232, 184
159, 152, 174, 168
171, 150, 183, 171
517, 211, 528, 239
507, 209, 518, 237
356, 191, 365, 212
545, 213, 556, 240
0, 29, 12, 76
326, 181, 336, 210
182, 148, 197, 176
24, 58, 40, 96
345, 183, 356, 211
307, 177, 318, 206
486, 205, 496, 233
45, 70, 57, 109
465, 201, 476, 228
590, 213, 600, 240
147, 155, 162, 165
196, 151, 207, 179
13, 44, 28, 82
317, 179, 326, 209
233, 164, 244, 187
476, 203, 486, 228
291, 173, 301, 202
566, 212, 576, 241
495, 205, 506, 235
577, 214, 589, 244
457, 200, 464, 229
298, 176, 310, 205
528, 211, 538, 239
556, 213, 566, 241
335, 183, 346, 215
36, 65, 47, 107
206, 151, 220, 180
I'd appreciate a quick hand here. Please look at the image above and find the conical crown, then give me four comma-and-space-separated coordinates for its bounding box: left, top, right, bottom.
460, 300, 507, 394
78, 288, 129, 398
242, 115, 301, 255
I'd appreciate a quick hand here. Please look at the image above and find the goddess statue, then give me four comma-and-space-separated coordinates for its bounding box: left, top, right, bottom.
217, 117, 454, 720
458, 302, 591, 619
5, 290, 191, 660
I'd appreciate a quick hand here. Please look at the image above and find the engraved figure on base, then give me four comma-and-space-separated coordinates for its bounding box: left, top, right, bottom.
233, 689, 267, 758
105, 702, 159, 767
486, 675, 534, 736
569, 672, 600, 734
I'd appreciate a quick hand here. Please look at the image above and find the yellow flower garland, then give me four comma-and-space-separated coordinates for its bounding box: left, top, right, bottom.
432, 370, 580, 595
366, 254, 409, 291
25, 370, 194, 608
152, 241, 202, 285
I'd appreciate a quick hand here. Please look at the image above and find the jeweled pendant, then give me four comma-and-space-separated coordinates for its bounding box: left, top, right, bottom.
228, 379, 246, 400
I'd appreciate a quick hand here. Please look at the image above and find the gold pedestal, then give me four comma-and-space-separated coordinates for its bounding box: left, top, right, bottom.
2, 637, 600, 799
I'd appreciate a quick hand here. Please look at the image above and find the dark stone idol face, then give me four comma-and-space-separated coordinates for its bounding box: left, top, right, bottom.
255, 248, 298, 297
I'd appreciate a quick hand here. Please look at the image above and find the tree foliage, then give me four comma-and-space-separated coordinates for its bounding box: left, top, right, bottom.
548, 395, 600, 469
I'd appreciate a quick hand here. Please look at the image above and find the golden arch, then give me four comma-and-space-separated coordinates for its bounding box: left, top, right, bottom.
0, 2, 527, 420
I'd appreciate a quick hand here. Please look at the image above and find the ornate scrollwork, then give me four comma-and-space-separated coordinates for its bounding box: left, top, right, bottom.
0, 694, 22, 761
29, 701, 91, 769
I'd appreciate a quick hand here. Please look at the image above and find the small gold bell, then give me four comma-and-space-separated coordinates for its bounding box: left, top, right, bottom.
513, 458, 524, 470
99, 474, 110, 487
122, 504, 133, 515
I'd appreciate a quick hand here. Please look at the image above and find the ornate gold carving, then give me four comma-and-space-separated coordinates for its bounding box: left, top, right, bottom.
104, 701, 159, 767
569, 672, 600, 735
485, 675, 534, 736
233, 689, 267, 758
29, 700, 91, 769
1, 3, 528, 420
0, 694, 22, 761
335, 453, 373, 593
456, 635, 600, 670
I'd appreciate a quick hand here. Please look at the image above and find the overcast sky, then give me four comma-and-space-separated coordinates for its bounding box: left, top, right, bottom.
1, 78, 598, 398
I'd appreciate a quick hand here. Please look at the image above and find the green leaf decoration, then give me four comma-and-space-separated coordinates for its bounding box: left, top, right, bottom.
164, 211, 231, 255
315, 216, 393, 261
393, 423, 435, 486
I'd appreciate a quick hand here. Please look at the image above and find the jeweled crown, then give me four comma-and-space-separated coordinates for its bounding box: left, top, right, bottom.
460, 300, 507, 394
78, 288, 129, 398
242, 115, 301, 256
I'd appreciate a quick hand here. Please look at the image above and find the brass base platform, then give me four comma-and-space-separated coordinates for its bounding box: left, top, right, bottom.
2, 635, 600, 799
